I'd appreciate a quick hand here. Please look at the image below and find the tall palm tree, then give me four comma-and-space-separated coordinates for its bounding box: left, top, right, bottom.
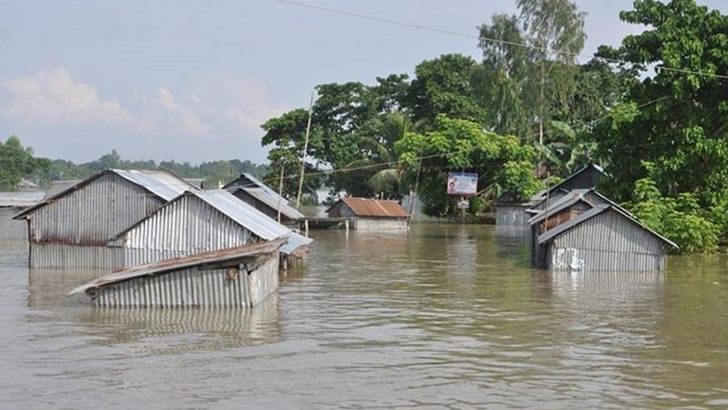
346, 112, 424, 199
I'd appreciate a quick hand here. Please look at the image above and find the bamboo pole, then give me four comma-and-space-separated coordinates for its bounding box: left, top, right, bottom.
296, 90, 316, 209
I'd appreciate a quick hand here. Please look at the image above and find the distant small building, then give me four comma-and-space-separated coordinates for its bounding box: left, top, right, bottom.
18, 178, 39, 191
225, 173, 304, 225
183, 178, 206, 189
327, 198, 410, 230
109, 189, 312, 270
70, 239, 285, 308
535, 204, 678, 272
14, 169, 197, 270
494, 193, 539, 226
0, 191, 45, 240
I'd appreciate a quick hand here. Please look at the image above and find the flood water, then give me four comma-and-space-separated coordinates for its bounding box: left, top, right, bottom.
2, 223, 728, 409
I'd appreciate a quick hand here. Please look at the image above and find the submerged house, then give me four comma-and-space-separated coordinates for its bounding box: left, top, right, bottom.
535, 204, 678, 272
494, 193, 540, 226
541, 164, 606, 197
528, 189, 609, 264
108, 189, 312, 270
13, 169, 197, 269
224, 173, 304, 225
496, 164, 607, 226
327, 198, 410, 230
0, 191, 45, 240
70, 239, 285, 308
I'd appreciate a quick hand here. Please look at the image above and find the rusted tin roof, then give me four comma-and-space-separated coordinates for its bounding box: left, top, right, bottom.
70, 238, 285, 295
330, 198, 410, 218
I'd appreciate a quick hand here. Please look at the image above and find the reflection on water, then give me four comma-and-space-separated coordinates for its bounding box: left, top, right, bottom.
1, 224, 728, 409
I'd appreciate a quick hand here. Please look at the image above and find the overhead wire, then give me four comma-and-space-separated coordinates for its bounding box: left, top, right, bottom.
277, 0, 728, 81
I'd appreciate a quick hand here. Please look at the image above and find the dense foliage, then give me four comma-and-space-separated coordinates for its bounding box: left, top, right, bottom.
0, 139, 267, 190
0, 136, 51, 190
396, 116, 542, 216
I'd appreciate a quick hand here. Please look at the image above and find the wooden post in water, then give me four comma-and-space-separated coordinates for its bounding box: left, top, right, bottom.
304, 220, 309, 237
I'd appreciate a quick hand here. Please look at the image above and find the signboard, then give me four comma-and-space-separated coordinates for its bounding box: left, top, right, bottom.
447, 172, 478, 196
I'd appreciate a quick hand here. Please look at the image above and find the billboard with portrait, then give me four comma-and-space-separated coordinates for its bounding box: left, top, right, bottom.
447, 172, 478, 196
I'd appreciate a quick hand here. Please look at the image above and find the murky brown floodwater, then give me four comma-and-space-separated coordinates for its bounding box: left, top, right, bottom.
2, 224, 728, 409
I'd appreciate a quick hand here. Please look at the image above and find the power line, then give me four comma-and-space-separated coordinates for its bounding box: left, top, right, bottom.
260, 94, 672, 185
277, 0, 728, 81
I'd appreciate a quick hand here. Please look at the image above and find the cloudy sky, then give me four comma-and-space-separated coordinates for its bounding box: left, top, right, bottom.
1, 0, 725, 164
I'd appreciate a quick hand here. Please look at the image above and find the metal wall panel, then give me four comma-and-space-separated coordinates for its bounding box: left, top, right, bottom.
28, 172, 164, 246
30, 243, 119, 270
0, 207, 27, 240
496, 206, 529, 225
548, 211, 666, 272
91, 252, 280, 308
114, 194, 253, 269
354, 217, 409, 231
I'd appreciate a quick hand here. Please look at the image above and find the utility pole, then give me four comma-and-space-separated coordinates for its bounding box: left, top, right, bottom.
277, 162, 285, 223
296, 90, 316, 209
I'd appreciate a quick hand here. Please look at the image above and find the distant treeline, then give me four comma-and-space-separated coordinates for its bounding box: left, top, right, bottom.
0, 137, 267, 190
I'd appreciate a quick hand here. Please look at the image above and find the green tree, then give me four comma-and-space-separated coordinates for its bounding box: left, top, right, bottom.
593, 0, 728, 205
475, 0, 588, 144
396, 116, 542, 217
406, 54, 486, 125
0, 136, 49, 190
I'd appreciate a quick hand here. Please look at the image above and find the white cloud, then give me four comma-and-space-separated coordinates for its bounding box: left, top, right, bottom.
0, 67, 290, 151
137, 87, 209, 137
192, 74, 290, 135
0, 67, 132, 125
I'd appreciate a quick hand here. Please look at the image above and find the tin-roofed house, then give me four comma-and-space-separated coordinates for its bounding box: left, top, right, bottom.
13, 169, 197, 270
535, 204, 678, 272
495, 192, 541, 226
496, 164, 607, 226
108, 189, 312, 270
224, 173, 304, 225
527, 189, 610, 264
70, 239, 287, 308
0, 191, 45, 240
327, 198, 410, 230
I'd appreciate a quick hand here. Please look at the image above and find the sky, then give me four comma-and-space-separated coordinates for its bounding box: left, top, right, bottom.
1, 0, 726, 165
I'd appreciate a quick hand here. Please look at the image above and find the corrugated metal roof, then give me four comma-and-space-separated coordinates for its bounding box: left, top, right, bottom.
15, 169, 197, 219
281, 232, 313, 254
0, 191, 46, 207
113, 169, 197, 201
330, 198, 410, 218
195, 190, 291, 240
224, 173, 289, 205
538, 204, 679, 250
112, 189, 313, 254
70, 238, 285, 295
528, 190, 593, 225
546, 164, 605, 195
239, 187, 305, 220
